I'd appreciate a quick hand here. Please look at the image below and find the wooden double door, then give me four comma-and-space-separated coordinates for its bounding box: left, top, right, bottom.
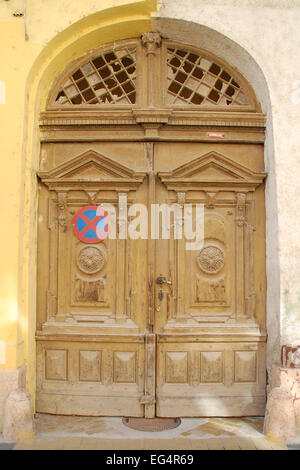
36, 140, 267, 417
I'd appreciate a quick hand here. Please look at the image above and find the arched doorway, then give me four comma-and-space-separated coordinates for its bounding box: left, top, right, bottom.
36, 34, 267, 417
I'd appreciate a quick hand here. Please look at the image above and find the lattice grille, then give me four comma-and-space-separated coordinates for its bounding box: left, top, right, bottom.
167, 47, 249, 106
55, 46, 137, 105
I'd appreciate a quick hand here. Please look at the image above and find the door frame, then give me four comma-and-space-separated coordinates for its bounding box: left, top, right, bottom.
35, 35, 267, 417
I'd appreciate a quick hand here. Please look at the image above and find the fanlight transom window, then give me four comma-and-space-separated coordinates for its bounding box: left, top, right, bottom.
167, 47, 248, 106
55, 45, 137, 105
50, 37, 256, 111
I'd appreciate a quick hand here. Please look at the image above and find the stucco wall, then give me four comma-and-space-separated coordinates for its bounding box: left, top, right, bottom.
0, 0, 299, 420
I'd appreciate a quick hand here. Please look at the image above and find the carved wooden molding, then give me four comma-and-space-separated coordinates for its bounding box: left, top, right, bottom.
158, 151, 267, 192
157, 329, 267, 343
235, 192, 247, 227
36, 332, 145, 342
38, 149, 146, 191
40, 110, 135, 126
167, 111, 265, 128
40, 110, 265, 128
57, 192, 68, 231
132, 108, 171, 125
205, 191, 218, 209
131, 108, 172, 139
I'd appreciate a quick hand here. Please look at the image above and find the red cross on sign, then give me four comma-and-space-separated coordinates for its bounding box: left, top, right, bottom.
72, 206, 109, 243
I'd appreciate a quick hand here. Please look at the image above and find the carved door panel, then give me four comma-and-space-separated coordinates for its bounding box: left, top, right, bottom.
153, 142, 267, 417
36, 143, 149, 416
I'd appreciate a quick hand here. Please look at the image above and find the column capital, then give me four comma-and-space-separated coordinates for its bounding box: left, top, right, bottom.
141, 32, 162, 55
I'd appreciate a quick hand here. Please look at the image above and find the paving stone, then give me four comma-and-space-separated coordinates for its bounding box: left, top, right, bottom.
190, 439, 208, 450
206, 438, 225, 450
220, 437, 241, 450
11, 416, 289, 450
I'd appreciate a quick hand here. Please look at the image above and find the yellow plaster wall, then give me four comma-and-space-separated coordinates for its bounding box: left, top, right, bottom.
0, 21, 41, 372
0, 0, 156, 405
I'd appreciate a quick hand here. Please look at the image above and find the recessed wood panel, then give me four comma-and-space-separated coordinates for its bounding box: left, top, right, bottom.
166, 352, 188, 383
200, 351, 223, 383
234, 351, 257, 383
45, 349, 68, 381
113, 352, 136, 383
79, 350, 102, 382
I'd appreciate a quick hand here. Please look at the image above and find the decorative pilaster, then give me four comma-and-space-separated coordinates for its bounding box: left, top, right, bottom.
116, 193, 128, 323
47, 194, 58, 321
141, 32, 162, 108
236, 192, 246, 320
176, 192, 186, 320
57, 192, 68, 231
235, 192, 246, 227
56, 191, 70, 320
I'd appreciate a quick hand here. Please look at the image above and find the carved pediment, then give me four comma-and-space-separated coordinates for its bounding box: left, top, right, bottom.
158, 151, 266, 191
38, 150, 146, 191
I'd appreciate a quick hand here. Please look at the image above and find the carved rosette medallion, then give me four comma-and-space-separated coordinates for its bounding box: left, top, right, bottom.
197, 246, 225, 274
77, 245, 106, 274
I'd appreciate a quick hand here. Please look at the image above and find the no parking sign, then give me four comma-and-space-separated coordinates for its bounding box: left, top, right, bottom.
72, 206, 109, 243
